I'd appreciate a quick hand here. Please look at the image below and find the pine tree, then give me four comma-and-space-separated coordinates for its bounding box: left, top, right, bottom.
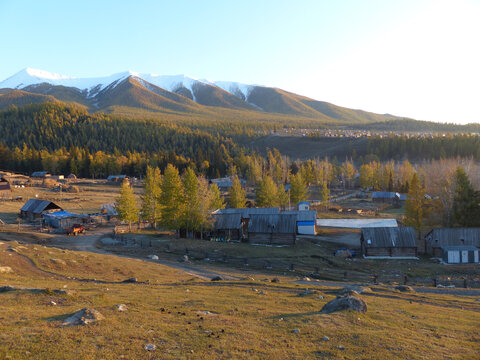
256, 175, 278, 207
141, 166, 162, 229
405, 173, 426, 238
320, 182, 330, 210
159, 164, 183, 232
290, 172, 308, 205
229, 175, 247, 208
452, 166, 480, 227
181, 168, 202, 236
116, 180, 139, 231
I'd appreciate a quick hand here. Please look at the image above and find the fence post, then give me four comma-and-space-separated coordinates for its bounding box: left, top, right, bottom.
404, 274, 408, 285
373, 274, 378, 284
314, 267, 319, 274
433, 277, 437, 287
244, 258, 248, 266
290, 263, 295, 272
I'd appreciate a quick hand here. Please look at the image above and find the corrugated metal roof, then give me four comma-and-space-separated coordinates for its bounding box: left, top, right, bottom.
372, 192, 397, 199
42, 210, 80, 218
248, 214, 297, 234
20, 199, 62, 214
214, 213, 242, 230
214, 207, 280, 217
317, 218, 398, 228
31, 171, 49, 177
282, 210, 317, 221
362, 227, 417, 248
426, 228, 480, 247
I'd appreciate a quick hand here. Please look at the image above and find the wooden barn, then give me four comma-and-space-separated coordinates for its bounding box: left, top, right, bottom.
212, 213, 243, 241
424, 228, 480, 257
20, 199, 63, 221
247, 214, 297, 245
361, 227, 418, 258
31, 171, 51, 179
441, 245, 479, 264
0, 177, 11, 192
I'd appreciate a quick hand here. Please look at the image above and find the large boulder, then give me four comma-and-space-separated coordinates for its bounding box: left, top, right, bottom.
61, 308, 105, 326
395, 285, 415, 293
320, 296, 367, 314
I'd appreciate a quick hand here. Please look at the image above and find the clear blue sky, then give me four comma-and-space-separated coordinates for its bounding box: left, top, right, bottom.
1, 0, 479, 123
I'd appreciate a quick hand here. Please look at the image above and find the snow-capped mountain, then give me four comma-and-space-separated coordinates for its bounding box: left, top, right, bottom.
0, 68, 399, 123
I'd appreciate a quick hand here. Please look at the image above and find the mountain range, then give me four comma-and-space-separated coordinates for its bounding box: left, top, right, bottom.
0, 68, 403, 123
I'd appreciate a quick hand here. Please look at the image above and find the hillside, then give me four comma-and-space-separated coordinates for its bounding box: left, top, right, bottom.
0, 237, 479, 359
0, 68, 406, 124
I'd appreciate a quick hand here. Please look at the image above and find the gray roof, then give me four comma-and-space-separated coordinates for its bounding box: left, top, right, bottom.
31, 171, 50, 177
20, 199, 62, 214
282, 210, 317, 221
426, 228, 480, 247
214, 213, 242, 230
215, 207, 279, 218
0, 177, 10, 191
441, 245, 479, 251
361, 227, 417, 248
372, 192, 398, 199
248, 214, 297, 234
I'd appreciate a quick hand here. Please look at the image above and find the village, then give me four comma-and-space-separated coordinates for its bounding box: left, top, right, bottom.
1, 169, 478, 289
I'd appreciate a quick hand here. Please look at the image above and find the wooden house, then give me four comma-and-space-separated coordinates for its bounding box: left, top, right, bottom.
424, 228, 480, 257
247, 214, 297, 245
283, 210, 317, 235
0, 177, 11, 192
31, 171, 51, 179
361, 227, 418, 258
20, 199, 63, 221
212, 213, 243, 241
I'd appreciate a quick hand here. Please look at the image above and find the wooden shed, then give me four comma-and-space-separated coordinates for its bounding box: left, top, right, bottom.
441, 245, 479, 264
213, 213, 243, 241
247, 214, 297, 245
424, 228, 480, 257
283, 210, 317, 235
31, 171, 51, 179
0, 177, 11, 192
20, 199, 63, 221
361, 227, 418, 258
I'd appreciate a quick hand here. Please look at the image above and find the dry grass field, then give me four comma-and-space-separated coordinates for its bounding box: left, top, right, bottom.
0, 239, 479, 359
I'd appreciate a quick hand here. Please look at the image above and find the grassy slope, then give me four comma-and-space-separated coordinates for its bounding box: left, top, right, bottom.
0, 240, 479, 359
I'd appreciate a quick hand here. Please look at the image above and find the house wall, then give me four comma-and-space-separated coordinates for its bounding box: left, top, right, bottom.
298, 224, 315, 235
215, 229, 241, 241
249, 232, 296, 245
365, 247, 416, 257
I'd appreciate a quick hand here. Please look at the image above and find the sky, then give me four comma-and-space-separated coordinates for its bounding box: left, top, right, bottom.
0, 0, 479, 124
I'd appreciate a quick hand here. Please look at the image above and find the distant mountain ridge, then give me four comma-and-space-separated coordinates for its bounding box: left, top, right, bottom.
0, 68, 404, 123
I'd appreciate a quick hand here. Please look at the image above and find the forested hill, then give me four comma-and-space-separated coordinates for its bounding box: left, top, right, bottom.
0, 103, 239, 177
350, 118, 480, 133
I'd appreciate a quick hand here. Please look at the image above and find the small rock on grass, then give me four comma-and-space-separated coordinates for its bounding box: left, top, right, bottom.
338, 346, 345, 350
322, 336, 329, 341
122, 277, 137, 283
144, 344, 156, 351
116, 304, 128, 312
291, 329, 300, 333
211, 276, 223, 281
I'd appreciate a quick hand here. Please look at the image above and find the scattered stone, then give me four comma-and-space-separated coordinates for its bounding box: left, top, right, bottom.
395, 285, 415, 293
181, 255, 189, 262
302, 276, 311, 282
252, 288, 258, 292
271, 277, 280, 283
339, 286, 371, 295
61, 308, 105, 326
185, 289, 190, 293
144, 344, 156, 351
436, 284, 445, 288
320, 295, 367, 314
50, 258, 66, 266
211, 276, 223, 281
318, 295, 324, 299
322, 336, 329, 341
0, 266, 13, 273
338, 345, 345, 350
298, 289, 317, 297
291, 329, 300, 333
116, 304, 128, 312
196, 311, 218, 316
122, 277, 137, 283
259, 291, 267, 295
147, 254, 159, 260
49, 301, 57, 306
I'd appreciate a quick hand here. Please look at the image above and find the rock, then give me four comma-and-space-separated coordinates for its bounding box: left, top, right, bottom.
147, 254, 159, 260
0, 266, 13, 273
181, 255, 189, 262
291, 329, 300, 333
322, 336, 329, 341
211, 276, 223, 281
320, 296, 367, 314
49, 301, 57, 306
302, 277, 311, 282
50, 258, 66, 266
271, 277, 280, 283
318, 295, 324, 299
116, 304, 128, 312
298, 289, 317, 297
395, 285, 415, 292
144, 344, 156, 351
252, 288, 258, 292
338, 346, 345, 350
61, 308, 105, 326
196, 311, 218, 316
122, 277, 137, 283
339, 286, 371, 295
259, 291, 267, 295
